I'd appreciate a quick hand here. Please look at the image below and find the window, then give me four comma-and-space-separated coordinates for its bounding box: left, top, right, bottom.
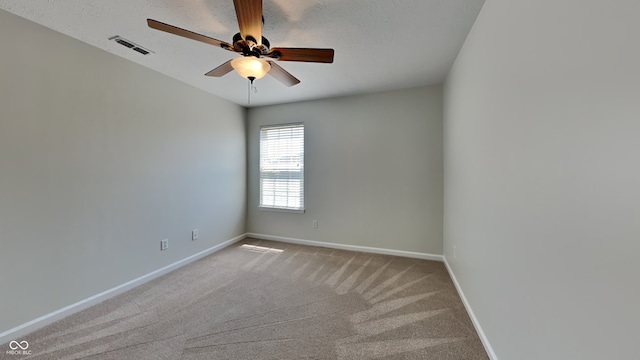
259, 123, 304, 212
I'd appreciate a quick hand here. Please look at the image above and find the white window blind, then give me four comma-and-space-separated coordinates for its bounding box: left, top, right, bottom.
259, 123, 304, 212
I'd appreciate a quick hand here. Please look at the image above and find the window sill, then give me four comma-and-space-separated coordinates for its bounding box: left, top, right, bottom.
259, 207, 305, 214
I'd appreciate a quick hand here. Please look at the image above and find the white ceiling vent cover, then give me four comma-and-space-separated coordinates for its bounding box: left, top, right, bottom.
108, 35, 153, 55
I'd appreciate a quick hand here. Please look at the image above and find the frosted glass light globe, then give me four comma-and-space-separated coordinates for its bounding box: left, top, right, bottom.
231, 56, 271, 80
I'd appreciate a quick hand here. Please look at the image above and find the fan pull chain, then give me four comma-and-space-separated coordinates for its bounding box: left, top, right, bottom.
248, 76, 257, 105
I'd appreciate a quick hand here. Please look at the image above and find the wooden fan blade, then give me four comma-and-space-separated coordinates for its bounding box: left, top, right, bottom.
205, 60, 234, 77
233, 0, 262, 45
147, 19, 235, 52
267, 61, 300, 87
268, 48, 334, 63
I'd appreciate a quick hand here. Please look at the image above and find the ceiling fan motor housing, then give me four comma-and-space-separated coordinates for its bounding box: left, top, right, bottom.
233, 32, 270, 57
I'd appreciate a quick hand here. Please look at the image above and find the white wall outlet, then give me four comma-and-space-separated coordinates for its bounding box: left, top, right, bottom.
192, 229, 199, 241
160, 239, 168, 251
312, 220, 318, 229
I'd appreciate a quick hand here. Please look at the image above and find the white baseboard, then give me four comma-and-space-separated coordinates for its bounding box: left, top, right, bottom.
246, 233, 444, 262
0, 233, 247, 345
443, 257, 499, 360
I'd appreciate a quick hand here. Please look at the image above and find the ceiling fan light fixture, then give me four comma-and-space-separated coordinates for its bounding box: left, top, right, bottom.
231, 56, 271, 80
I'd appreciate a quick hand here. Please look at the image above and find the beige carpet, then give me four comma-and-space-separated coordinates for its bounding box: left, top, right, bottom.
3, 238, 488, 359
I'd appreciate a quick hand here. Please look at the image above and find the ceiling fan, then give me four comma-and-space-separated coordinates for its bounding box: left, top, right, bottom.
147, 0, 334, 87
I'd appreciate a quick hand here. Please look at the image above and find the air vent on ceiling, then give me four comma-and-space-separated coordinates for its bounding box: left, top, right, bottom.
116, 39, 134, 48
133, 47, 149, 55
108, 35, 153, 55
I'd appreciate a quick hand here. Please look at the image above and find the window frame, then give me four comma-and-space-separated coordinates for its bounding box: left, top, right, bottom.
258, 122, 305, 214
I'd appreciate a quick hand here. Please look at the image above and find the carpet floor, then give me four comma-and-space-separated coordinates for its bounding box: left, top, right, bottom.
4, 238, 488, 359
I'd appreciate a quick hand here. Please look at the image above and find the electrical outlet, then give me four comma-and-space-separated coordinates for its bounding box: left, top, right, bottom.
192, 229, 199, 241
312, 220, 318, 229
160, 239, 168, 251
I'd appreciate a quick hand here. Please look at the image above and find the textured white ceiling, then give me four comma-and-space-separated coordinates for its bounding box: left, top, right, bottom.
0, 0, 484, 107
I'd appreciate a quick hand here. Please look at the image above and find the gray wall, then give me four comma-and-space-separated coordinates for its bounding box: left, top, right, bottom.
0, 10, 246, 333
247, 87, 443, 255
444, 0, 640, 359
